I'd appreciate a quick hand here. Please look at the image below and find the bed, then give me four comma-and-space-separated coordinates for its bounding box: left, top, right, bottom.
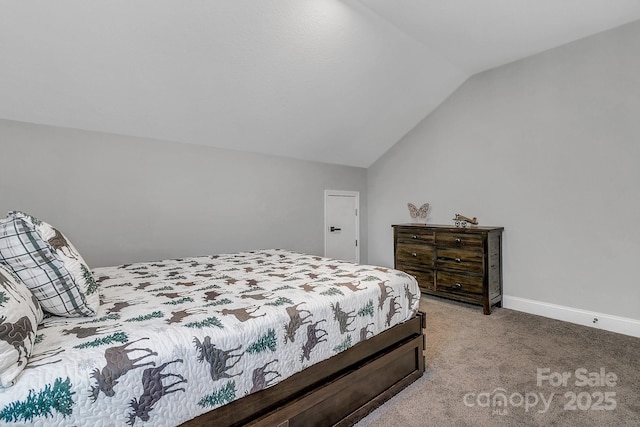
1, 218, 425, 427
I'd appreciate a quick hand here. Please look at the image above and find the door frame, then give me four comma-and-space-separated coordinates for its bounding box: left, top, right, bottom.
324, 190, 360, 263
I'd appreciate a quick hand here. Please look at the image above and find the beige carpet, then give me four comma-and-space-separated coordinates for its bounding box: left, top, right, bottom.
355, 296, 640, 427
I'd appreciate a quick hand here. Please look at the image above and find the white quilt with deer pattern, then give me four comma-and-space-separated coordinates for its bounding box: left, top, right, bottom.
0, 249, 419, 427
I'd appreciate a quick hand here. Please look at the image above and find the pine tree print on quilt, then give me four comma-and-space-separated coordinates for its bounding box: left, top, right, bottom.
0, 377, 74, 423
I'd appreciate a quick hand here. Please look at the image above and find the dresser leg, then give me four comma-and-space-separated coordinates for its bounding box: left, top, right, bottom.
483, 301, 491, 315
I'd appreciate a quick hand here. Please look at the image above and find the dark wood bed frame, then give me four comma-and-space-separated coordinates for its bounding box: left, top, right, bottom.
181, 311, 425, 427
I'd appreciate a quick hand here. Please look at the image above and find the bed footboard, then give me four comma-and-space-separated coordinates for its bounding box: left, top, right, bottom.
182, 311, 426, 427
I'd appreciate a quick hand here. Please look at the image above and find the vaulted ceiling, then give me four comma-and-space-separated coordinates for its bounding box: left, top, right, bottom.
2, 1, 639, 167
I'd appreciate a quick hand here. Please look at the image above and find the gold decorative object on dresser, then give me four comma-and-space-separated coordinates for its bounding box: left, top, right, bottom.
392, 224, 503, 314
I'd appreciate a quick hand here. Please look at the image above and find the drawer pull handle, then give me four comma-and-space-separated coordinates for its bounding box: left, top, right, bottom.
455, 238, 462, 244
412, 235, 418, 239
455, 283, 462, 289
411, 253, 417, 257
455, 258, 462, 263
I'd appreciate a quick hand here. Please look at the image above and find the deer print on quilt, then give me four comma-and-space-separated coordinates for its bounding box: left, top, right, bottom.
0, 249, 419, 426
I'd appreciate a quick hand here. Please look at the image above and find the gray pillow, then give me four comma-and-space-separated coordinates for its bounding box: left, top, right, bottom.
0, 211, 99, 317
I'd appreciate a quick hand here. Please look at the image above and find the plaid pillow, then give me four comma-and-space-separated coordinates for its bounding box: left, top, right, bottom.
0, 211, 99, 317
0, 264, 44, 387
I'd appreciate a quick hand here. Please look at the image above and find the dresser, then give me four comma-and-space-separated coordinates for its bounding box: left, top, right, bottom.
392, 224, 503, 314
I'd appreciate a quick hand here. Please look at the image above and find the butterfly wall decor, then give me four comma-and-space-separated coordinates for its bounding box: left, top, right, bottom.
407, 203, 429, 222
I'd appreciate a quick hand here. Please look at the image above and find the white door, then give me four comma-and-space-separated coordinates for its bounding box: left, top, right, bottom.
324, 190, 359, 263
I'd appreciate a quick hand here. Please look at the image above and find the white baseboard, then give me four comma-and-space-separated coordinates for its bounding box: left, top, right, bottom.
502, 296, 640, 338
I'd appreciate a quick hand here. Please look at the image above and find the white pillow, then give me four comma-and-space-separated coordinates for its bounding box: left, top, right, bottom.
0, 264, 44, 387
0, 211, 99, 317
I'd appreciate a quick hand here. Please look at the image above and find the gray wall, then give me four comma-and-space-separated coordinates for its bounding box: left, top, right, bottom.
368, 21, 640, 320
0, 119, 367, 267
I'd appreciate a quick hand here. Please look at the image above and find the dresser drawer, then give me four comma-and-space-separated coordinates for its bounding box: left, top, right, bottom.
436, 271, 483, 296
396, 243, 435, 267
436, 232, 483, 248
396, 229, 434, 244
396, 264, 435, 292
436, 247, 484, 274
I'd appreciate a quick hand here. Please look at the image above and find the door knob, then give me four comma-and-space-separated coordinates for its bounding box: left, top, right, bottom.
330, 226, 342, 232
